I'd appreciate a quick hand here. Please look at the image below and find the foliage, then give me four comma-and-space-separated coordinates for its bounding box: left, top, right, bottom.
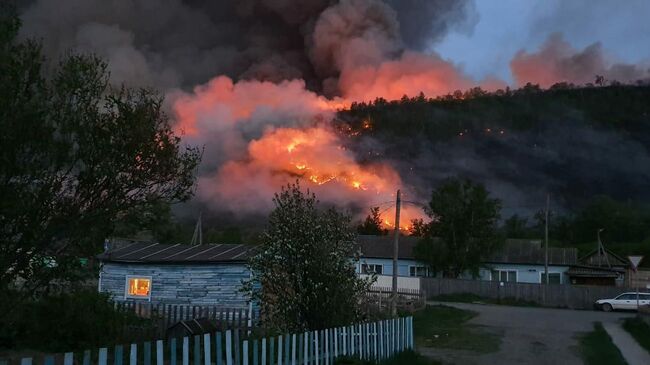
357, 207, 387, 235
502, 214, 530, 239
244, 182, 371, 332
414, 178, 502, 277
0, 289, 151, 352
622, 317, 650, 353
413, 305, 501, 353
578, 322, 627, 365
0, 7, 201, 316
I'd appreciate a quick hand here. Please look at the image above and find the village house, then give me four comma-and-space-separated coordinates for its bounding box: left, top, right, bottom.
355, 235, 578, 284
97, 241, 255, 307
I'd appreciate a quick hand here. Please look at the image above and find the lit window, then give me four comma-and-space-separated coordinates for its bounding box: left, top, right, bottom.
126, 276, 151, 299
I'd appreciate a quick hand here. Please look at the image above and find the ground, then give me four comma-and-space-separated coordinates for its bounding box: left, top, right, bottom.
419, 301, 635, 365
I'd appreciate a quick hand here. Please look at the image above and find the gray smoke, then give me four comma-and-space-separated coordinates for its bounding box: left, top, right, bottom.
18, 0, 476, 92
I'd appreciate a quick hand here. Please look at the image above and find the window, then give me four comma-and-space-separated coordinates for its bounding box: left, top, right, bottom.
616, 294, 635, 300
491, 270, 517, 282
409, 266, 431, 277
126, 276, 152, 300
361, 264, 383, 275
541, 273, 561, 284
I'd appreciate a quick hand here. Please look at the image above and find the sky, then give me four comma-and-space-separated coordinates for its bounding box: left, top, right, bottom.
436, 0, 650, 84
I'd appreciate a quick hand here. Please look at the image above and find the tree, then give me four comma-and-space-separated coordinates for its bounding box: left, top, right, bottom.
357, 207, 387, 235
414, 178, 502, 277
0, 9, 201, 315
245, 182, 370, 332
502, 214, 530, 238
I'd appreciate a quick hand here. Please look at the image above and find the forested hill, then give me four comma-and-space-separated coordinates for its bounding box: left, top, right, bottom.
339, 84, 650, 143
336, 84, 650, 259
336, 83, 650, 224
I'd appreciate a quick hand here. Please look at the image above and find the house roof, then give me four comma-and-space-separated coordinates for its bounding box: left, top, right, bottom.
356, 236, 577, 266
97, 242, 256, 264
485, 240, 578, 266
356, 235, 420, 260
579, 247, 629, 268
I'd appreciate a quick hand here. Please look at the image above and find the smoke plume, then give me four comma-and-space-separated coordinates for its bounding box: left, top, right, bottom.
511, 33, 650, 88
17, 0, 650, 228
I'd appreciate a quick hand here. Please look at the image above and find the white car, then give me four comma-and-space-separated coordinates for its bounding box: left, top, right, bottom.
595, 292, 650, 311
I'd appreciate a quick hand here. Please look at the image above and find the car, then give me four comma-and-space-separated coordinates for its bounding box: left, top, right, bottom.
594, 292, 650, 312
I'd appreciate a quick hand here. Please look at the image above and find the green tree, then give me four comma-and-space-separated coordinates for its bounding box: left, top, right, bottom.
414, 178, 502, 277
0, 9, 200, 317
357, 206, 387, 235
245, 182, 370, 332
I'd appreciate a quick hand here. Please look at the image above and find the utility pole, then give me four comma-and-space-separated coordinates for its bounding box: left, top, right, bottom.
391, 189, 401, 316
544, 193, 549, 284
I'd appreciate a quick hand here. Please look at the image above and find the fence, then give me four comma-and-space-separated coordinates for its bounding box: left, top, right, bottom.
366, 287, 424, 311
0, 316, 414, 365
421, 277, 635, 309
115, 302, 258, 334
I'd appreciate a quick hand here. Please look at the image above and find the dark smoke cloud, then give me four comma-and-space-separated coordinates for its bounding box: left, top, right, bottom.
18, 0, 476, 92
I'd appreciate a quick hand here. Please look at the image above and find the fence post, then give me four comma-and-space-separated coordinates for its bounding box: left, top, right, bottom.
225, 331, 233, 365
277, 336, 283, 365
131, 344, 138, 365
182, 338, 189, 365
242, 341, 249, 365
303, 333, 308, 365
170, 339, 177, 365
21, 358, 32, 365
203, 334, 211, 365
253, 340, 259, 365
262, 338, 267, 365
291, 334, 297, 365
216, 333, 223, 365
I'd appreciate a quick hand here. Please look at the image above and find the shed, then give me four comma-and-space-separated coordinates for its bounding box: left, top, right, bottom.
166, 318, 218, 339
97, 241, 256, 306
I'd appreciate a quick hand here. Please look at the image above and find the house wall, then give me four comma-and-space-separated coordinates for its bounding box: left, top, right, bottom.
356, 257, 571, 285
99, 262, 250, 307
356, 257, 422, 277
478, 263, 571, 284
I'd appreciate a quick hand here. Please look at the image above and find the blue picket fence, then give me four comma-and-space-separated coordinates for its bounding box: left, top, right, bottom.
1, 316, 413, 365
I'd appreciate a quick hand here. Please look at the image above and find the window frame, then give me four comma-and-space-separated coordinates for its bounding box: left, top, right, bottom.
540, 272, 562, 284
408, 265, 431, 277
490, 269, 518, 283
125, 275, 153, 301
361, 263, 383, 275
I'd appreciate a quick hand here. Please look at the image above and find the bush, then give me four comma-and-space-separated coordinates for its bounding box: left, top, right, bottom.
1, 290, 151, 352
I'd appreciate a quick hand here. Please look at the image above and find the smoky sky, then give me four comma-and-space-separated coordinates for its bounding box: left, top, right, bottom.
17, 0, 476, 93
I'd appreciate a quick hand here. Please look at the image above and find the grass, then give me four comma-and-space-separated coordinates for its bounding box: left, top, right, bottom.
429, 292, 540, 307
335, 350, 441, 365
622, 317, 650, 353
578, 322, 627, 365
413, 305, 501, 354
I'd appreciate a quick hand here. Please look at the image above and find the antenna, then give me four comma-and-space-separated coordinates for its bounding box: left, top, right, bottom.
596, 228, 611, 268
191, 212, 203, 245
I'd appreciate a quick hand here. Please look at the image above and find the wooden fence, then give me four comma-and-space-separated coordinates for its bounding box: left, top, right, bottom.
115, 302, 258, 332
366, 287, 424, 311
0, 317, 414, 365
421, 277, 635, 309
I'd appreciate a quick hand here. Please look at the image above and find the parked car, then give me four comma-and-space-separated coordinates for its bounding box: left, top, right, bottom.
594, 292, 650, 311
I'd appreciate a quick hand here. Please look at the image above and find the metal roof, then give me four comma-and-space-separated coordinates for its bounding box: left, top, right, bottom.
97, 242, 256, 264
356, 236, 577, 266
356, 235, 420, 260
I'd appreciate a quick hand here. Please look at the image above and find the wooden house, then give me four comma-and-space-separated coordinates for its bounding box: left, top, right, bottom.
97, 242, 256, 307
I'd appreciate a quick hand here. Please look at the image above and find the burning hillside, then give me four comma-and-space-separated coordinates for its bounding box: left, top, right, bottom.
18, 0, 650, 228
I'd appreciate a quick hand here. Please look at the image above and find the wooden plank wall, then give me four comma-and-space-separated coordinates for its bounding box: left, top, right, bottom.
0, 317, 414, 365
